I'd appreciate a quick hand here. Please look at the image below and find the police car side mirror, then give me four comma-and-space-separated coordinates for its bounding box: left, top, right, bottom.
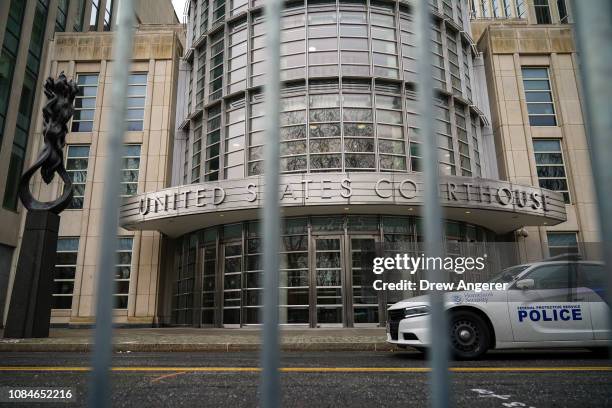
516, 279, 535, 290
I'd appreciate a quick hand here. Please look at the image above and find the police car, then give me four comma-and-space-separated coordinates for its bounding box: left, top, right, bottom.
386, 260, 610, 359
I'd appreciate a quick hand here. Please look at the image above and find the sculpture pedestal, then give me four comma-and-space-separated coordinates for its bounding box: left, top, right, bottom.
4, 210, 60, 338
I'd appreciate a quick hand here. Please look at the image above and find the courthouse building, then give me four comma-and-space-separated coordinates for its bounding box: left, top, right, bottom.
1, 0, 598, 328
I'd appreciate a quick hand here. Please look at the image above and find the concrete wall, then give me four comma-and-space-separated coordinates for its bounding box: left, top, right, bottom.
135, 0, 179, 25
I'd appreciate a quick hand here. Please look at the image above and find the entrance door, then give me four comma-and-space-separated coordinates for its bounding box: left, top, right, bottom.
349, 238, 379, 325
313, 237, 343, 326
222, 242, 242, 327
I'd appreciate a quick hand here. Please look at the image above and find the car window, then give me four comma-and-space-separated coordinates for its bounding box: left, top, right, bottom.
525, 264, 576, 290
488, 265, 529, 284
578, 264, 607, 294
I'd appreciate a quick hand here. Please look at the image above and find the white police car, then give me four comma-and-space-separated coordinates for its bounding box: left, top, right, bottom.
386, 261, 610, 359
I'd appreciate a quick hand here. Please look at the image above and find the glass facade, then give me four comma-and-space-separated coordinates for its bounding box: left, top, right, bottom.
183, 0, 486, 181
166, 0, 526, 328
171, 216, 497, 327
3, 0, 49, 211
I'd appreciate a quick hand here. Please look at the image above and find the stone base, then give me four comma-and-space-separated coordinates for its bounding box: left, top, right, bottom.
3, 211, 60, 338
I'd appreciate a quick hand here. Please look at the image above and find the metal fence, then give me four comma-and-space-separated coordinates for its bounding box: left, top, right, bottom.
89, 1, 612, 407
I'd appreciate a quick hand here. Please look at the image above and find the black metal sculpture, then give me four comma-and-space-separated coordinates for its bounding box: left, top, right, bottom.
19, 72, 79, 213
4, 73, 78, 338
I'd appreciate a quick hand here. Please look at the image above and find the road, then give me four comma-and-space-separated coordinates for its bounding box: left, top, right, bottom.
0, 350, 610, 407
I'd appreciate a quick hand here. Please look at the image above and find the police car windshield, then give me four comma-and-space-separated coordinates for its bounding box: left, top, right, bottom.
488, 265, 530, 284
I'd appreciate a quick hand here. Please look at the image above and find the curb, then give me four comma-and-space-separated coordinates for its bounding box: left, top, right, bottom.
0, 342, 396, 353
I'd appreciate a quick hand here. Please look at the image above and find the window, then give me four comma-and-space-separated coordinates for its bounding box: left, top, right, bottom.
227, 20, 247, 94
431, 22, 446, 89
533, 139, 570, 203
399, 9, 416, 83
547, 232, 579, 257
212, 0, 225, 25
515, 0, 527, 18
435, 97, 455, 175
90, 0, 100, 30
224, 97, 246, 179
376, 86, 406, 171
115, 237, 133, 309
56, 0, 69, 32
65, 145, 90, 209
248, 93, 264, 175
281, 13, 306, 80
54, 238, 79, 309
74, 0, 86, 31
446, 28, 461, 97
463, 42, 472, 101
191, 118, 202, 182
471, 114, 481, 176
205, 104, 221, 180
480, 0, 490, 17
72, 74, 99, 132
371, 11, 398, 79
502, 0, 511, 18
251, 16, 265, 87
491, 0, 502, 17
209, 30, 224, 101
195, 44, 206, 110
126, 73, 146, 131
578, 264, 606, 296
103, 0, 113, 31
455, 104, 471, 176
557, 0, 568, 23
310, 88, 341, 172
0, 0, 26, 145
534, 0, 552, 24
525, 264, 573, 290
281, 93, 307, 172
200, 0, 209, 35
120, 145, 141, 196
231, 0, 247, 16
522, 67, 556, 126
308, 9, 338, 78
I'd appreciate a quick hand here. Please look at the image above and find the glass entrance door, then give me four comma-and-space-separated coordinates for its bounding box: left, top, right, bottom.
349, 238, 379, 325
313, 237, 343, 325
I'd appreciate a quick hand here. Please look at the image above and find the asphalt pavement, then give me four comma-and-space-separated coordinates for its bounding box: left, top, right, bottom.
0, 350, 610, 407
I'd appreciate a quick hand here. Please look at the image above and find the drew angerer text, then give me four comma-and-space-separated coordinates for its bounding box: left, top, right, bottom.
372, 280, 508, 292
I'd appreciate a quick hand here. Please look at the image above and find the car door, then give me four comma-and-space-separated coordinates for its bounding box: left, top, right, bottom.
508, 263, 593, 342
578, 263, 610, 340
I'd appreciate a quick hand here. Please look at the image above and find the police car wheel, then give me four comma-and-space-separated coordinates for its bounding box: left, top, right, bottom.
449, 311, 489, 360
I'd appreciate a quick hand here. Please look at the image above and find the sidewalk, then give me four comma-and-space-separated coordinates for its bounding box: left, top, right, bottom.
0, 327, 394, 352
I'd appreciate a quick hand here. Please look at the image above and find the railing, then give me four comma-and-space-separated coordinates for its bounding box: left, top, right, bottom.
89, 1, 611, 407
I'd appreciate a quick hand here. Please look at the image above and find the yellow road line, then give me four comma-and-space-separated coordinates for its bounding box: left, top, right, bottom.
0, 366, 610, 373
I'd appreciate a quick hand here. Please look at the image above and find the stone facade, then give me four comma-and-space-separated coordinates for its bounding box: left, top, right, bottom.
472, 0, 599, 261
4, 29, 183, 326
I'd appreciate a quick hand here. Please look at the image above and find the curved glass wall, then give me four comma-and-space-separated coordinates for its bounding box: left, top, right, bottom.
183, 0, 485, 183
171, 215, 498, 327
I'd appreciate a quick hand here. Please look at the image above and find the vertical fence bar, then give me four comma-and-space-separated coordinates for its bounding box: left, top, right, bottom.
571, 0, 612, 354
414, 0, 450, 407
260, 0, 282, 404
88, 1, 136, 407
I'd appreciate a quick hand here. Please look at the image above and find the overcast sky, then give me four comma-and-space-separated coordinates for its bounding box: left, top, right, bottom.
172, 0, 187, 19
